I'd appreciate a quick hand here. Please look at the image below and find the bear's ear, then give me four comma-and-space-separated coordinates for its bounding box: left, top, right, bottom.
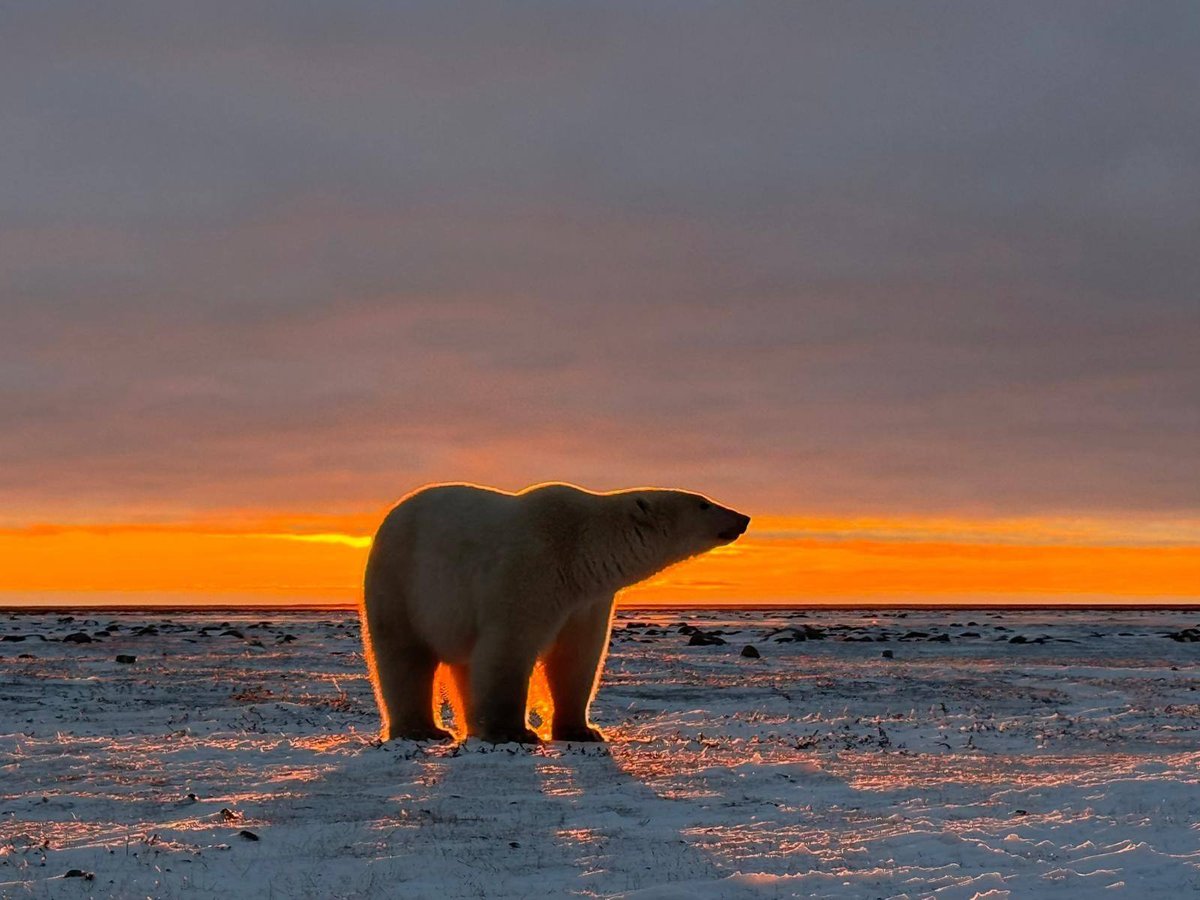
632, 496, 653, 526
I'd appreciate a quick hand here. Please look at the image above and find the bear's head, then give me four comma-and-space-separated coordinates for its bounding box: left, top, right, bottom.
628, 489, 751, 570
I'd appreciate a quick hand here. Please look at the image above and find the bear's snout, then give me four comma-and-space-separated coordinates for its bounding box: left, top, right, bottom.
717, 512, 751, 542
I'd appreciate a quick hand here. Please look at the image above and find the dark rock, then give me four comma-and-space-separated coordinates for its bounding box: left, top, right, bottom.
1167, 628, 1200, 642
960, 631, 981, 638
221, 629, 244, 639
277, 634, 297, 643
115, 655, 136, 664
767, 625, 825, 642
62, 632, 93, 644
18, 653, 35, 659
688, 632, 727, 646
1, 634, 26, 642
900, 631, 929, 640
135, 625, 158, 636
741, 644, 761, 658
238, 829, 260, 841
881, 650, 894, 659
64, 869, 94, 880
928, 633, 951, 642
678, 624, 698, 635
1009, 635, 1028, 644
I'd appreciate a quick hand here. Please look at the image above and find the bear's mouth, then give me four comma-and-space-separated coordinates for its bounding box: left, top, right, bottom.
716, 513, 751, 542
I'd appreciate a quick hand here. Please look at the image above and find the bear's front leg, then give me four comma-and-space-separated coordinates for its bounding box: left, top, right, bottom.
469, 636, 541, 744
545, 596, 614, 742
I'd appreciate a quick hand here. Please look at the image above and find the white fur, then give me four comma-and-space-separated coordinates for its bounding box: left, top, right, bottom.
360, 482, 749, 743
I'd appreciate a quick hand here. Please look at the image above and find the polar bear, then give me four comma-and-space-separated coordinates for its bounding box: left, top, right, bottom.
360, 482, 751, 743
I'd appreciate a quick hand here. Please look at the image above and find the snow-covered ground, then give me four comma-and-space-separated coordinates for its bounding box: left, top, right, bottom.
3, 606, 1200, 898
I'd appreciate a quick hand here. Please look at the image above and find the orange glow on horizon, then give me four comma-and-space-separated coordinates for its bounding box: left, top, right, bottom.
0, 513, 1198, 606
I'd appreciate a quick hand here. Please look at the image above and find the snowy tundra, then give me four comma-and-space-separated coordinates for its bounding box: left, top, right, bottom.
3, 606, 1200, 898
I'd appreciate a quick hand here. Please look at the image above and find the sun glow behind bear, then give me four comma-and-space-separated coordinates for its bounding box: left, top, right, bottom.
1, 512, 1197, 607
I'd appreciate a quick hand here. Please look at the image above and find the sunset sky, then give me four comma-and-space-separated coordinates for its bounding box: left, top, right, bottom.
2, 4, 1197, 605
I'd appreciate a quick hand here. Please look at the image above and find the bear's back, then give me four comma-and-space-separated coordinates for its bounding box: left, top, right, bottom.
380, 483, 517, 543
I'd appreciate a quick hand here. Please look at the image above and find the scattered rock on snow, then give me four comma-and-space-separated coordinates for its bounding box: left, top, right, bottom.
1167, 628, 1200, 642
767, 625, 826, 642
741, 644, 761, 658
115, 654, 136, 664
62, 632, 93, 644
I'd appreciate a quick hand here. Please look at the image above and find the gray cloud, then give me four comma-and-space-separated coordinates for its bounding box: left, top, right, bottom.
1, 2, 1197, 522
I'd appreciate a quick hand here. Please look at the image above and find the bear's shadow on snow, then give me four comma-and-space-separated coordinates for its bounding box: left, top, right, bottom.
277, 738, 724, 889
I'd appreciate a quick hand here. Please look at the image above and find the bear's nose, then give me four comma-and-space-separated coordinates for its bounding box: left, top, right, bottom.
717, 513, 751, 541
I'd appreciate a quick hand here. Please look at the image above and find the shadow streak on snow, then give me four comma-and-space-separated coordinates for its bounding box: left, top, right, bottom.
264, 739, 724, 898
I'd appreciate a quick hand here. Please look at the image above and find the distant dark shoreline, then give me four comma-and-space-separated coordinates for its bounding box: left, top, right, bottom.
3, 602, 1199, 614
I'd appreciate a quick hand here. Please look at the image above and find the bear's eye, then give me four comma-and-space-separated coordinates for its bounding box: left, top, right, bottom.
699, 501, 711, 510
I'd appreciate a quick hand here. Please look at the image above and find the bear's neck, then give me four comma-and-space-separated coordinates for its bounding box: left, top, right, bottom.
564, 512, 674, 595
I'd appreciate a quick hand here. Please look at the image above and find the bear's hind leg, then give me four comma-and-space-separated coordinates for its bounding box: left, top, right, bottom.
545, 596, 614, 742
363, 589, 452, 742
469, 636, 540, 744
374, 642, 453, 742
